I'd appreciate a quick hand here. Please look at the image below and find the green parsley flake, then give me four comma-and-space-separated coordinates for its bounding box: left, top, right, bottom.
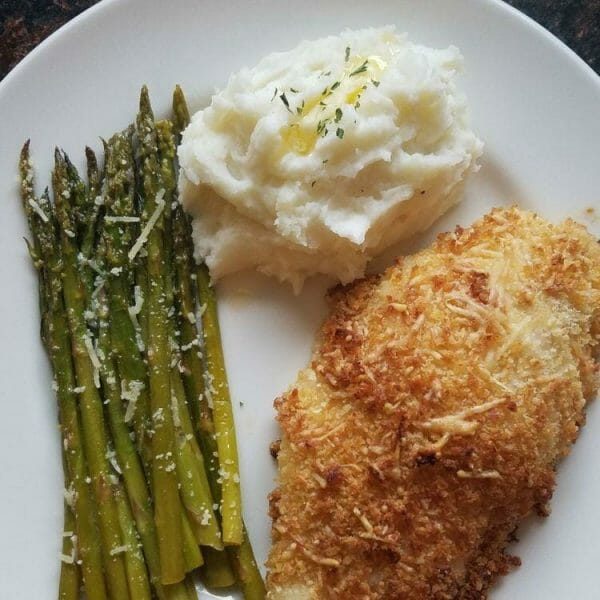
336, 128, 344, 139
279, 92, 292, 112
349, 60, 369, 77
345, 46, 351, 62
316, 119, 330, 137
334, 108, 343, 123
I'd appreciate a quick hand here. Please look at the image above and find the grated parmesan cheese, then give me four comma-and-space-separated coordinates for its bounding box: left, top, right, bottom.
110, 545, 129, 556
457, 469, 502, 479
104, 215, 140, 223
28, 198, 49, 222
421, 398, 508, 436
171, 393, 182, 429
122, 379, 145, 423
63, 484, 76, 508
127, 285, 145, 352
106, 447, 122, 475
83, 334, 101, 389
60, 552, 76, 565
128, 189, 165, 261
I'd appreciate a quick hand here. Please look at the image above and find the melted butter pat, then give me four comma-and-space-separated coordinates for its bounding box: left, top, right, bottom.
280, 124, 317, 155
279, 54, 388, 156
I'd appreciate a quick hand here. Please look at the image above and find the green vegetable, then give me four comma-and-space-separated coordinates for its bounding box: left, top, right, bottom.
20, 144, 108, 600
53, 149, 131, 600
136, 86, 185, 584
173, 85, 264, 597
196, 265, 243, 545
21, 83, 262, 600
99, 131, 190, 600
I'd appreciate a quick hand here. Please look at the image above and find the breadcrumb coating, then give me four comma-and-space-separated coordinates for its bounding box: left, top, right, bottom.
267, 207, 600, 600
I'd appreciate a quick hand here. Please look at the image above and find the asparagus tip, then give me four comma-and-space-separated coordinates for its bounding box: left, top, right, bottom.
139, 85, 153, 117
20, 139, 31, 158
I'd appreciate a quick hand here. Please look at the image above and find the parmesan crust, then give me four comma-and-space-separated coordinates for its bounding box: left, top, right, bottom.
267, 207, 600, 599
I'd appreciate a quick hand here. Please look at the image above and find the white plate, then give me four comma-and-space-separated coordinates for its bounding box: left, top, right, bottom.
1, 0, 599, 597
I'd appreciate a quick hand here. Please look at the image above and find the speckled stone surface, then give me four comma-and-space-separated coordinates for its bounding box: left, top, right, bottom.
1, 0, 598, 79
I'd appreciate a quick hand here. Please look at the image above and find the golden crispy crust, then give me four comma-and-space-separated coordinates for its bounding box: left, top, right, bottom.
267, 207, 600, 599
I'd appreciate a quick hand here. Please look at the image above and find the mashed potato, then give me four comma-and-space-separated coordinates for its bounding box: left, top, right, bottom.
179, 27, 483, 291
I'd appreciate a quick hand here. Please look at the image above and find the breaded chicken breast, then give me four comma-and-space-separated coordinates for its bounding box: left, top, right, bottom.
267, 207, 600, 600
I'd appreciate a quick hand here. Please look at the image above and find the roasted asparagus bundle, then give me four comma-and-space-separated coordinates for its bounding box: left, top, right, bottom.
19, 86, 264, 600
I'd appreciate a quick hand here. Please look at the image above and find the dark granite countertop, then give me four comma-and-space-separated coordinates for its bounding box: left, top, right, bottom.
1, 0, 598, 79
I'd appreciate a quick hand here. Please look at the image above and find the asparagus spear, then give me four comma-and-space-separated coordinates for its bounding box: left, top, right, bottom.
19, 146, 108, 600
136, 86, 185, 584
196, 265, 243, 545
197, 267, 264, 597
53, 150, 131, 600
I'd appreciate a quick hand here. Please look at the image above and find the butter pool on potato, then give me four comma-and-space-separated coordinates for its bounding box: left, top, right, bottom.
179, 27, 483, 291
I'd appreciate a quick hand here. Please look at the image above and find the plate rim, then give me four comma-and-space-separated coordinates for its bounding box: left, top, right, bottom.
1, 0, 599, 103
1, 1, 599, 598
